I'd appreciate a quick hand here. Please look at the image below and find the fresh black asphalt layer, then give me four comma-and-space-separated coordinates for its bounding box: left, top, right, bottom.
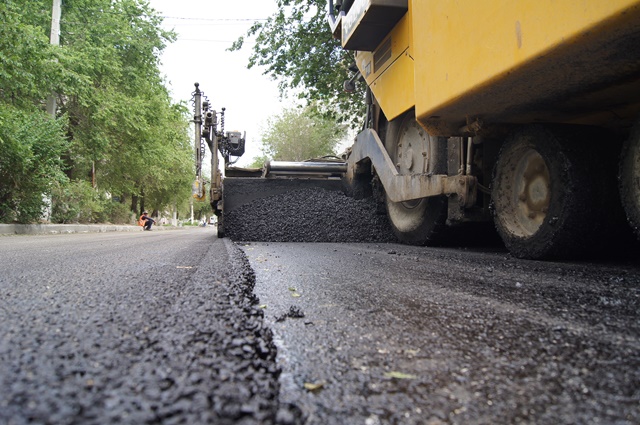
0, 230, 284, 424
224, 188, 397, 243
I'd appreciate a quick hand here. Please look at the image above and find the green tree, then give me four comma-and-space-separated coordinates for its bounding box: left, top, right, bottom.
53, 0, 191, 217
247, 154, 270, 169
0, 106, 68, 223
260, 106, 346, 162
54, 0, 186, 208
0, 0, 194, 223
136, 102, 194, 214
0, 1, 69, 222
231, 0, 365, 127
0, 1, 58, 107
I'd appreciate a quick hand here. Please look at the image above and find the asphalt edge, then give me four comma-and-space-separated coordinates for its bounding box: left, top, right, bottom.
0, 223, 185, 236
222, 238, 305, 425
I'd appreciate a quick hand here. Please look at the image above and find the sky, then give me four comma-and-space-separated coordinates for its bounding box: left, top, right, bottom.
148, 0, 284, 166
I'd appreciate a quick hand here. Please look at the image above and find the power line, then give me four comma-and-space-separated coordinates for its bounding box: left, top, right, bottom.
57, 7, 268, 24
61, 14, 265, 27
176, 38, 235, 43
61, 19, 256, 28
161, 16, 267, 22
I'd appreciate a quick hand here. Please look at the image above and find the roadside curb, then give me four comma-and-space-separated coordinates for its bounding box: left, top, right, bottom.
0, 223, 184, 236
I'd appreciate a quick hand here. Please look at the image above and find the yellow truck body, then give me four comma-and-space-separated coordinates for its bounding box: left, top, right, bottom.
356, 0, 640, 135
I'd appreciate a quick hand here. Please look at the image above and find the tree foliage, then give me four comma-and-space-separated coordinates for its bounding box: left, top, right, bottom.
259, 107, 346, 162
230, 0, 365, 127
0, 106, 68, 223
0, 0, 193, 223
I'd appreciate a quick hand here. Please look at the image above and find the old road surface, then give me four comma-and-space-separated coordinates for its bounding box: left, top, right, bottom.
1, 227, 639, 425
240, 241, 640, 425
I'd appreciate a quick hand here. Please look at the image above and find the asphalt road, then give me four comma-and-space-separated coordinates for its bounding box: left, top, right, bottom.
2, 227, 639, 424
241, 241, 640, 425
0, 227, 281, 425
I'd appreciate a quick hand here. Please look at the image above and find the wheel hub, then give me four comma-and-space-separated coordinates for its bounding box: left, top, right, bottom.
395, 121, 430, 211
397, 123, 428, 175
513, 150, 550, 235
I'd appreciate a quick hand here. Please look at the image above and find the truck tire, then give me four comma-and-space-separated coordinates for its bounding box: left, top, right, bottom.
620, 122, 640, 240
384, 111, 448, 245
217, 216, 225, 238
492, 125, 614, 259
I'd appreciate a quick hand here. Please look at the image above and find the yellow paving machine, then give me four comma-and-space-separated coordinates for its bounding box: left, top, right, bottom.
327, 0, 640, 259
195, 0, 640, 259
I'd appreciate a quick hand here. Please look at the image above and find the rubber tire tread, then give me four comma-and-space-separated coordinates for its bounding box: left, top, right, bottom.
620, 121, 640, 240
492, 125, 621, 260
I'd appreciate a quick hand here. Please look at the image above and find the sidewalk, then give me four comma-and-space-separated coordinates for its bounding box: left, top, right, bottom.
0, 223, 183, 236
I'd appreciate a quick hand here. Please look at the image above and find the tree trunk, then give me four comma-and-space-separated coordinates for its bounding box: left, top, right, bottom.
131, 194, 138, 214
139, 188, 145, 215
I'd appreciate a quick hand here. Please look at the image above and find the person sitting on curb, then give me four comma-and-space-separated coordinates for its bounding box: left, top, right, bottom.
140, 211, 155, 231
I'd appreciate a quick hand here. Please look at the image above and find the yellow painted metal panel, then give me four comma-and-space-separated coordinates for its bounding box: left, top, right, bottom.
370, 50, 416, 121
411, 0, 640, 133
356, 8, 414, 121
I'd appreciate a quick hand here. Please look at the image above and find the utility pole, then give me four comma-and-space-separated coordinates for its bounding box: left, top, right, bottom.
42, 0, 62, 223
46, 0, 62, 117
